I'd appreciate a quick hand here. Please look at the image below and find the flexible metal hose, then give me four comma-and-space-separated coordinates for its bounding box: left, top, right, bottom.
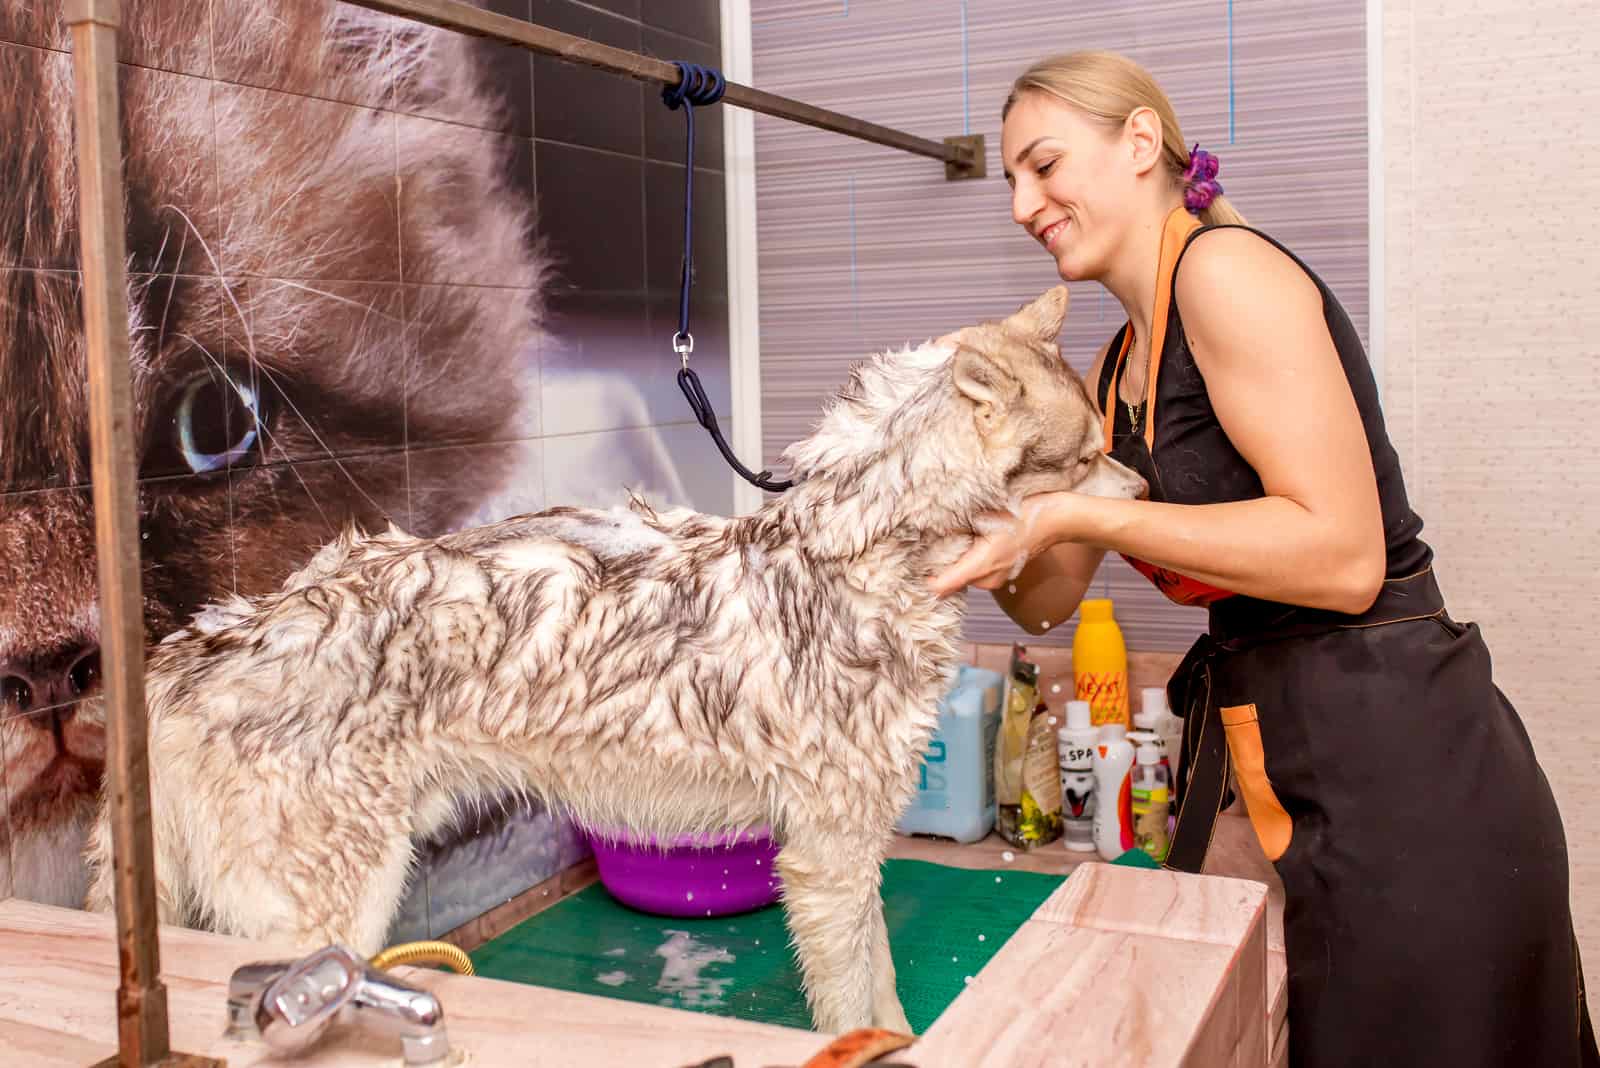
369, 940, 476, 976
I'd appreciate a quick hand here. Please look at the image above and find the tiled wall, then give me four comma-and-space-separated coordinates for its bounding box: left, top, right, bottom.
1380, 0, 1600, 1011
0, 0, 730, 943
748, 0, 1369, 652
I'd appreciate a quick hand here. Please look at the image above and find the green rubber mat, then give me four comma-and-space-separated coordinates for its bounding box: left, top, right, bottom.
470, 850, 1160, 1033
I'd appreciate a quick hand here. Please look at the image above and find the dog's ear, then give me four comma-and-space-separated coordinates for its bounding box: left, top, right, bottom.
952, 348, 1021, 434
1008, 285, 1071, 342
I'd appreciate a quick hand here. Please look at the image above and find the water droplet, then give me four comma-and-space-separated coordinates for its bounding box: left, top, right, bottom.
1051, 683, 1061, 694
978, 934, 986, 942
721, 884, 727, 890
686, 891, 695, 901
994, 876, 1002, 883
1002, 851, 1015, 862
1040, 620, 1051, 630
1007, 583, 1017, 594
964, 976, 973, 985
755, 939, 761, 946
951, 955, 958, 963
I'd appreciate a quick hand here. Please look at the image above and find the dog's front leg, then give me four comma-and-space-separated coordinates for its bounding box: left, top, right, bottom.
776, 830, 904, 1034
868, 905, 912, 1033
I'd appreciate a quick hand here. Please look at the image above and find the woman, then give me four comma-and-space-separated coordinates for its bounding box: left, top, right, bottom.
929, 51, 1598, 1066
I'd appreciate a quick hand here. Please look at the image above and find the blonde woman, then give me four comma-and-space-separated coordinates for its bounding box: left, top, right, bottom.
931, 51, 1597, 1066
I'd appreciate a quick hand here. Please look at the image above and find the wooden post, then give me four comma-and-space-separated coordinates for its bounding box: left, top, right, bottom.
63, 3, 223, 1066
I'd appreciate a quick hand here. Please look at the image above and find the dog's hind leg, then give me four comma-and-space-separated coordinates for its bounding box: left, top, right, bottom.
775, 828, 902, 1034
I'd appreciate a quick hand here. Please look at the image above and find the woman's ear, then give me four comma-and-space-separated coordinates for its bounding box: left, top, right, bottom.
1124, 105, 1165, 176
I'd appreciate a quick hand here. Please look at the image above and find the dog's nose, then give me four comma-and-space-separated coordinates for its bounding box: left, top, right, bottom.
1, 644, 101, 728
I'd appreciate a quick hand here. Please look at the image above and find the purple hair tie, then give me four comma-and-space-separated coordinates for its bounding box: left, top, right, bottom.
1181, 143, 1223, 215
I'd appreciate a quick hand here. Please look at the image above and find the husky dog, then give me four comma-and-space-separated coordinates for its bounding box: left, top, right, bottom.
0, 0, 546, 909
83, 286, 1146, 1034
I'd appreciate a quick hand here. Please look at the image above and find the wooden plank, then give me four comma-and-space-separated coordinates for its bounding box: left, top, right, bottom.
913, 864, 1267, 1067
0, 1017, 115, 1067
913, 919, 1238, 1066
1036, 862, 1267, 950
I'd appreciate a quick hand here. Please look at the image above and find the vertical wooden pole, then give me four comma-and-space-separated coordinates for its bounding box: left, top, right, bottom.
61, 2, 172, 1065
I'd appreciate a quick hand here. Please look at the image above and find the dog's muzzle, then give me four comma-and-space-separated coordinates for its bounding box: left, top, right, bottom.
226, 944, 450, 1065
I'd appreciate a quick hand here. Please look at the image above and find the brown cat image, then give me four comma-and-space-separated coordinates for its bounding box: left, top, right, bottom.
0, 0, 548, 907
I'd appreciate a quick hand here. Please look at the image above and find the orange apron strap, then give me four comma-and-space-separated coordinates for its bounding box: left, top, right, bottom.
1103, 206, 1203, 452
1143, 207, 1203, 447
1102, 325, 1135, 452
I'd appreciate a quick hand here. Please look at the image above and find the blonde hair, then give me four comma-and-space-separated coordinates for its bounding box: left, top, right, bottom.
1003, 51, 1246, 227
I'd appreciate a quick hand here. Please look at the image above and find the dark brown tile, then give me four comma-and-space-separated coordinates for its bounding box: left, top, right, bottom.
407, 439, 543, 535
212, 0, 400, 110
403, 284, 542, 448
533, 140, 645, 293
2, 0, 211, 77
532, 0, 642, 155
641, 0, 720, 48
578, 0, 640, 19
209, 279, 409, 466
394, 0, 535, 137
213, 84, 400, 281
645, 161, 726, 299
397, 117, 537, 286
227, 449, 411, 574
0, 47, 219, 274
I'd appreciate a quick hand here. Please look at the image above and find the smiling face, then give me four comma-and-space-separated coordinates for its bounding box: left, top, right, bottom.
1001, 92, 1144, 284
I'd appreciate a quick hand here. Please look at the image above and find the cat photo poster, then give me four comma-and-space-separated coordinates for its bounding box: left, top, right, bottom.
0, 0, 734, 937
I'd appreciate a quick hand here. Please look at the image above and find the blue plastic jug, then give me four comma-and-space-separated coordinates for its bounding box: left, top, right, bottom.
894, 665, 1004, 844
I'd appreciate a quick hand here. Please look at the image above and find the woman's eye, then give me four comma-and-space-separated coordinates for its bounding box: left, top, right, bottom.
147, 368, 269, 477
1037, 159, 1057, 177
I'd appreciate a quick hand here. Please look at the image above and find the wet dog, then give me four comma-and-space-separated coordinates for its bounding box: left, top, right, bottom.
83, 286, 1146, 1034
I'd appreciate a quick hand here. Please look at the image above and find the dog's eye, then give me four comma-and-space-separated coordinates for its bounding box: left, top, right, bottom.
145, 368, 269, 478
1078, 455, 1094, 467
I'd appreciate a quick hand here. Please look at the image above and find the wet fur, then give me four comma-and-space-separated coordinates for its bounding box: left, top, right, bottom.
83, 286, 1147, 1034
0, 0, 547, 907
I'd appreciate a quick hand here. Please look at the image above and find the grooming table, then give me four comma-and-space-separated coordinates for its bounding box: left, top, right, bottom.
0, 857, 1268, 1067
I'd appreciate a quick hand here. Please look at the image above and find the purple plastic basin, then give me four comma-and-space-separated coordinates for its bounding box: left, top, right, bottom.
582, 825, 783, 918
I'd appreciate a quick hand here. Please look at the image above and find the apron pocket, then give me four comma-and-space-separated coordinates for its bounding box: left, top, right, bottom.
1220, 703, 1294, 862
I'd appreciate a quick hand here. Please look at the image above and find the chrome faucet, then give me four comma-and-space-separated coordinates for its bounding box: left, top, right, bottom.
226, 944, 451, 1065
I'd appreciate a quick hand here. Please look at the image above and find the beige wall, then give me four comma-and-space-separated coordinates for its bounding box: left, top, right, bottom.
1381, 0, 1600, 1007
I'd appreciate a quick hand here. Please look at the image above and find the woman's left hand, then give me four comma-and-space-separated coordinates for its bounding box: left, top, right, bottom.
927, 493, 1072, 597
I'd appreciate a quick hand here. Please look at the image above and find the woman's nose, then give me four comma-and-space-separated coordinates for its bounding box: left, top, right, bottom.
1012, 180, 1043, 228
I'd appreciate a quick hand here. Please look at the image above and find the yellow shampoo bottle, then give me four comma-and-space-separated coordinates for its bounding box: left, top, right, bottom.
1073, 599, 1129, 728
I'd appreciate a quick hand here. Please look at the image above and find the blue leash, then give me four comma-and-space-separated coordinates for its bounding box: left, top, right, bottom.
661, 62, 794, 494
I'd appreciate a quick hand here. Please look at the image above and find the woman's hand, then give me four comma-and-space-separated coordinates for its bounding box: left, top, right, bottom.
928, 493, 1077, 597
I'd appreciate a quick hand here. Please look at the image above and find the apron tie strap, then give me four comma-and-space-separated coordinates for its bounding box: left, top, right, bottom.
1162, 633, 1231, 873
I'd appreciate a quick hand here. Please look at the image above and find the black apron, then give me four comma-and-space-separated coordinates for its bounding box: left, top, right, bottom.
1098, 207, 1598, 1067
